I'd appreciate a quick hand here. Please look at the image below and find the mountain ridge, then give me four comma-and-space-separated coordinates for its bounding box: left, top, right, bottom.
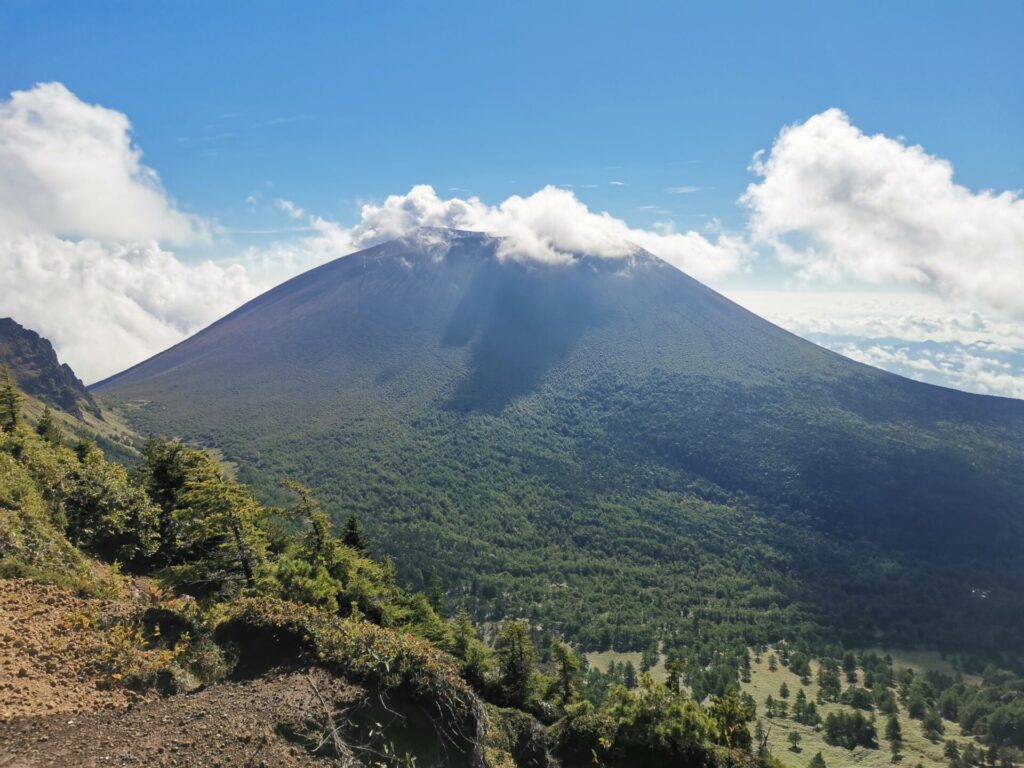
1, 317, 100, 418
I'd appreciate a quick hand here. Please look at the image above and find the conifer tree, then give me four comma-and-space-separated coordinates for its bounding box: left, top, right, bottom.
0, 365, 21, 431
428, 569, 445, 614
623, 660, 638, 690
34, 406, 64, 445
886, 713, 903, 762
666, 658, 683, 694
171, 475, 268, 591
342, 511, 368, 552
809, 751, 828, 768
495, 620, 537, 707
789, 731, 803, 751
551, 639, 580, 705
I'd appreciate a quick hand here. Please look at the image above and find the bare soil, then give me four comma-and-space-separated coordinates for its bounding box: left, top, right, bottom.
0, 668, 363, 767
0, 579, 139, 720
0, 579, 368, 767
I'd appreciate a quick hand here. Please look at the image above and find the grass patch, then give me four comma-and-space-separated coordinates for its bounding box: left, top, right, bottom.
743, 651, 984, 768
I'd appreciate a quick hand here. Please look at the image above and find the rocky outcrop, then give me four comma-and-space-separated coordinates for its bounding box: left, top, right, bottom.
0, 317, 100, 418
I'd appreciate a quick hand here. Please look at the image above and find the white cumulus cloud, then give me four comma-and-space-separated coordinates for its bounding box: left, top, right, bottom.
0, 83, 207, 244
0, 83, 253, 381
743, 108, 1024, 316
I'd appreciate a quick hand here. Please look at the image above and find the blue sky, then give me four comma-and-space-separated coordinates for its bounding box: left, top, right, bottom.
3, 1, 1021, 240
1, 2, 1023, 394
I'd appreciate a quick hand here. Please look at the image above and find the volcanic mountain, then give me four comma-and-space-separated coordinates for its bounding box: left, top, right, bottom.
95, 229, 1024, 654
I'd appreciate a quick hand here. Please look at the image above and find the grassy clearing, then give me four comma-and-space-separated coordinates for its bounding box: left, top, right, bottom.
862, 648, 982, 686
585, 649, 667, 682
743, 651, 983, 768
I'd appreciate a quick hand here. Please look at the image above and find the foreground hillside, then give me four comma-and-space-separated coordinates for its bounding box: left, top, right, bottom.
95, 230, 1024, 667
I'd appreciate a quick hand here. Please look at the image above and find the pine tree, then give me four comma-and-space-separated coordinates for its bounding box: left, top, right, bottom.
887, 714, 903, 763
945, 740, 962, 768
922, 708, 945, 742
171, 475, 268, 591
794, 687, 810, 722
843, 651, 859, 684
623, 660, 638, 690
452, 609, 488, 688
495, 620, 537, 707
428, 569, 445, 614
709, 689, 755, 749
789, 731, 803, 752
34, 406, 64, 445
0, 365, 22, 431
666, 658, 683, 694
780, 681, 790, 699
284, 478, 333, 558
342, 511, 368, 552
809, 752, 828, 768
551, 639, 580, 705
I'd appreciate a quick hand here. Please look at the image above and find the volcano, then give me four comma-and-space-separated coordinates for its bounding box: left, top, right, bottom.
95, 229, 1024, 652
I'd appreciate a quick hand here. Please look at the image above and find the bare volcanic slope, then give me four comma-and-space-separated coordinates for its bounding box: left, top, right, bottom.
95, 229, 1024, 654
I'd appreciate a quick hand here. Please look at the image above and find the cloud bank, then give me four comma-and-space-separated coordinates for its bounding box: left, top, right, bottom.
728, 290, 1024, 399
0, 84, 253, 381
743, 108, 1024, 316
0, 237, 258, 383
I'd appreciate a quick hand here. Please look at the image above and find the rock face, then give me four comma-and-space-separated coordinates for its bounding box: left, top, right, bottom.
0, 317, 100, 418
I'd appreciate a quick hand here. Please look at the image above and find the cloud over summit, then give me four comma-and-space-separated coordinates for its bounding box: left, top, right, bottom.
322, 184, 746, 279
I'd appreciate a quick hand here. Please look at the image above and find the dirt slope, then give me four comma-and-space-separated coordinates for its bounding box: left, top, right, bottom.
0, 669, 363, 768
0, 579, 139, 720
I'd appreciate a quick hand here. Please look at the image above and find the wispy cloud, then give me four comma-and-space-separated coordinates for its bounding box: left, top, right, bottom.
667, 186, 702, 194
265, 113, 317, 126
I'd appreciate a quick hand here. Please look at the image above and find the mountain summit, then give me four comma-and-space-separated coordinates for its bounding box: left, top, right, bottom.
95, 229, 1024, 652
